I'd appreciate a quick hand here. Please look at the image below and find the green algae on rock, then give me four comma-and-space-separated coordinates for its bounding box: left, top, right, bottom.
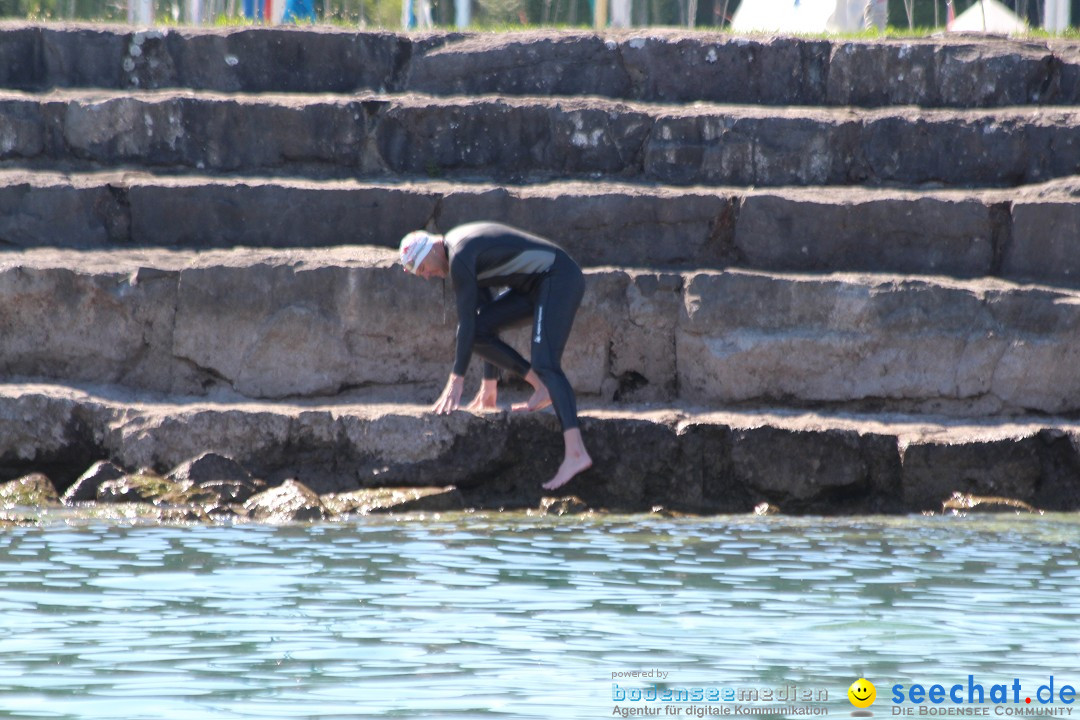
323, 486, 466, 515
0, 473, 60, 509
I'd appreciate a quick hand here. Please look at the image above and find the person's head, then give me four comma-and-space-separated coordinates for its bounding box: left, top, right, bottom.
399, 230, 447, 279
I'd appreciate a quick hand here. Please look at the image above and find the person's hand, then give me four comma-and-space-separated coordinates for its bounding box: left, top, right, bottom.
433, 374, 465, 414
465, 378, 498, 412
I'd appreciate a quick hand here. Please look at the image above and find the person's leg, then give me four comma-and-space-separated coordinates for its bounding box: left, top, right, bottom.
472, 291, 553, 410
473, 290, 533, 378
528, 263, 583, 429
510, 369, 553, 412
543, 427, 591, 491
527, 258, 591, 490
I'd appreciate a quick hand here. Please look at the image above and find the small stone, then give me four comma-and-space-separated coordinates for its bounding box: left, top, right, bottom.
244, 479, 329, 523
539, 495, 590, 516
167, 453, 264, 504
942, 492, 1041, 515
0, 473, 60, 508
156, 506, 212, 524
324, 486, 464, 515
62, 461, 125, 505
97, 472, 183, 504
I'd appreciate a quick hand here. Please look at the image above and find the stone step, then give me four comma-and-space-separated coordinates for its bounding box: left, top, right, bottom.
2, 247, 1080, 415
5, 169, 1080, 286
4, 88, 1080, 187
408, 32, 1080, 109
2, 380, 1079, 514
4, 24, 1080, 109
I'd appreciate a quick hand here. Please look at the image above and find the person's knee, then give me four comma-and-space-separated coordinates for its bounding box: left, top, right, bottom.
473, 332, 507, 363
475, 315, 505, 346
533, 364, 570, 398
530, 354, 557, 382
534, 369, 579, 431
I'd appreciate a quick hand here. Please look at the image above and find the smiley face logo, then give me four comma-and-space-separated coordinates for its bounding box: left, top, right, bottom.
848, 678, 877, 709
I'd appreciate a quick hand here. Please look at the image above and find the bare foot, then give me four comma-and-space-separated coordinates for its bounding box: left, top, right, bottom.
542, 451, 593, 491
465, 391, 498, 413
511, 386, 552, 413
464, 378, 498, 413
465, 397, 498, 412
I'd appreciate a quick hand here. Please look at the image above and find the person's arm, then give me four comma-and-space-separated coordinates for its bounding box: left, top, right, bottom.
476, 287, 500, 383
433, 373, 465, 414
434, 258, 478, 415
465, 287, 500, 411
450, 260, 478, 378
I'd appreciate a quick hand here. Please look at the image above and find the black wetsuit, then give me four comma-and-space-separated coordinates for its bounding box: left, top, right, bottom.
445, 222, 585, 432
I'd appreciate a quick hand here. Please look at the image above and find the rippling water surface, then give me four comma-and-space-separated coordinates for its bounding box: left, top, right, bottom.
1, 513, 1078, 719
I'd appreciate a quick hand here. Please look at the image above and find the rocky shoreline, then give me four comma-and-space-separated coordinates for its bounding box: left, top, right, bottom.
0, 453, 475, 526
0, 383, 1074, 523
0, 453, 1049, 527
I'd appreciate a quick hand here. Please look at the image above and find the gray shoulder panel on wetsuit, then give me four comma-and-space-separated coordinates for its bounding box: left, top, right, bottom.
477, 249, 556, 282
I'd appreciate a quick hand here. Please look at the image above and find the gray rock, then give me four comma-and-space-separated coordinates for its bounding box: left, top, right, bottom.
826, 39, 1061, 107
619, 34, 830, 105
167, 452, 263, 504
2, 385, 1080, 514
15, 172, 1080, 292
168, 248, 448, 398
1006, 195, 1080, 286
728, 427, 901, 513
0, 173, 129, 249
62, 460, 125, 504
243, 479, 329, 523
147, 28, 413, 94
408, 31, 633, 98
31, 26, 128, 89
167, 452, 250, 484
901, 437, 1043, 510
676, 270, 1080, 414
434, 183, 737, 270
126, 179, 439, 252
6, 26, 1080, 109
7, 249, 1080, 414
733, 189, 998, 278
6, 89, 1080, 187
0, 253, 193, 394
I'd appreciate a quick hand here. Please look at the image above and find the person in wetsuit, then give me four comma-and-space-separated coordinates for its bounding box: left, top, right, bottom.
399, 221, 592, 491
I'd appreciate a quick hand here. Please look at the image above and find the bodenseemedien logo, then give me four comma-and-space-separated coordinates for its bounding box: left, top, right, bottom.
849, 678, 877, 717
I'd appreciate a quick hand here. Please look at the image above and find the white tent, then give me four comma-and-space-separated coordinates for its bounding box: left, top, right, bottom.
730, 0, 869, 33
948, 0, 1028, 32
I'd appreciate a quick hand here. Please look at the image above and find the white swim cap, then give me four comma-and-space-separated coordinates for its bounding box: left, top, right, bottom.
399, 230, 437, 274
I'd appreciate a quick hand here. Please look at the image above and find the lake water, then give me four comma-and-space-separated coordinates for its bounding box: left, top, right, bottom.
0, 513, 1078, 720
